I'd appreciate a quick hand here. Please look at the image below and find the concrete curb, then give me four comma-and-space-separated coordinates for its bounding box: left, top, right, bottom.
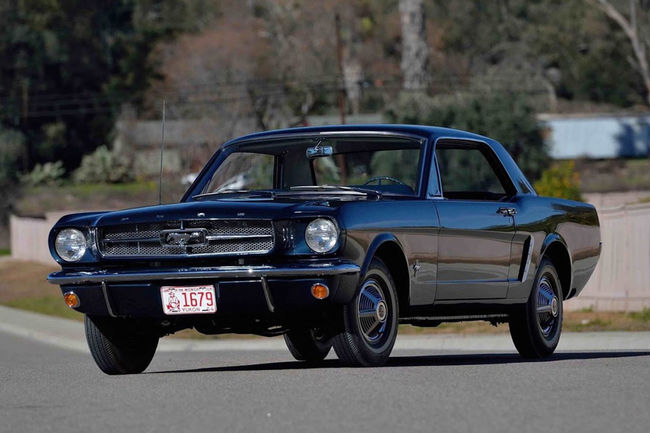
2, 305, 650, 354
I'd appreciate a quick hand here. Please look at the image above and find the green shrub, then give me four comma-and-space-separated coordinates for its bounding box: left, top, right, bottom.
628, 308, 650, 322
533, 160, 582, 201
20, 161, 65, 186
73, 146, 134, 184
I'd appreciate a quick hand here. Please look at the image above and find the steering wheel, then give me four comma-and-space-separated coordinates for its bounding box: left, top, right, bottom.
363, 176, 409, 187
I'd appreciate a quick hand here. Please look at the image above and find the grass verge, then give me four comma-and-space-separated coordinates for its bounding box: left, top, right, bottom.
2, 260, 650, 336
5, 296, 83, 321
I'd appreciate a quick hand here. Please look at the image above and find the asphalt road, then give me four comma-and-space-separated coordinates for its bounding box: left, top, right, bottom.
2, 331, 650, 433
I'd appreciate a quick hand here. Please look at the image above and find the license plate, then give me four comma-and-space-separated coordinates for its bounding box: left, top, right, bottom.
160, 285, 217, 315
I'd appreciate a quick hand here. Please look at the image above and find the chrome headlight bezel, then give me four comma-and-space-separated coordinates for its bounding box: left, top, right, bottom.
54, 228, 87, 262
305, 218, 339, 254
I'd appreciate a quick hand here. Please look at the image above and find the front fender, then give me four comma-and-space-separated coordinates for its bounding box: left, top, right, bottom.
334, 233, 407, 305
360, 233, 405, 277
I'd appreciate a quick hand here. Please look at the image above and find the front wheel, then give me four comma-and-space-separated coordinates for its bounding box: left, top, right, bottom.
85, 315, 159, 375
332, 258, 399, 367
509, 258, 563, 358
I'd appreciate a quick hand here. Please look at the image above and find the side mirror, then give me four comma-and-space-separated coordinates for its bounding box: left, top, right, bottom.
306, 145, 333, 159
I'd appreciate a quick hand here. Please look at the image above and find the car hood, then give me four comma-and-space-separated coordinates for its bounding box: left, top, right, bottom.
54, 198, 348, 228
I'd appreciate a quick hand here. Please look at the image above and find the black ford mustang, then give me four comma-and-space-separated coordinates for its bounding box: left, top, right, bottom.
48, 125, 601, 374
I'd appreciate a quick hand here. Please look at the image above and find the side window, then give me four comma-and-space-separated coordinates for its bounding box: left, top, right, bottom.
436, 143, 511, 201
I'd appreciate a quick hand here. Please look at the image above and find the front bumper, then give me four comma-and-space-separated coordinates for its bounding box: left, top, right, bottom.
48, 261, 361, 318
47, 262, 360, 285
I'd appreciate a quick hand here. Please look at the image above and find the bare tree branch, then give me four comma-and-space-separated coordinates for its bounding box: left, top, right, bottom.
587, 0, 650, 105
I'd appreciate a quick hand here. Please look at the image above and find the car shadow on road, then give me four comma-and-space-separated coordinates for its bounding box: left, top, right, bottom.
149, 351, 650, 374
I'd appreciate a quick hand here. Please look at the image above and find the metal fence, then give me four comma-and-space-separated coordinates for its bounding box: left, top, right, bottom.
10, 203, 650, 311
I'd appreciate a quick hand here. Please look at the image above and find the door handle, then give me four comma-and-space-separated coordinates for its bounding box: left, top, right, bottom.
497, 207, 517, 216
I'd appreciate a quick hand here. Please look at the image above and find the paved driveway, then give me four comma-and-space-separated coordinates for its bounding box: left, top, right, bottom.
2, 329, 649, 433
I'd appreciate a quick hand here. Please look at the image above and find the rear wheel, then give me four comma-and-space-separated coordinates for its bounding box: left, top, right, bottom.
332, 258, 399, 367
85, 315, 159, 375
284, 328, 332, 362
509, 258, 563, 358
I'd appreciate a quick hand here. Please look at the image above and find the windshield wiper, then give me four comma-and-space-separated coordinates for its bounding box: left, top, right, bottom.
281, 185, 383, 198
192, 189, 276, 199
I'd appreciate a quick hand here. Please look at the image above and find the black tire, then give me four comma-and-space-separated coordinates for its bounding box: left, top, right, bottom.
85, 315, 159, 375
332, 258, 399, 367
284, 328, 332, 362
509, 258, 564, 358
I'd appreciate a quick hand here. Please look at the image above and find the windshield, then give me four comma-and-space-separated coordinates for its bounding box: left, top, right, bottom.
199, 136, 424, 197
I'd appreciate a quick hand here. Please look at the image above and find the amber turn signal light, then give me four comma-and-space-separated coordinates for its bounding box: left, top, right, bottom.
311, 283, 329, 300
63, 291, 80, 308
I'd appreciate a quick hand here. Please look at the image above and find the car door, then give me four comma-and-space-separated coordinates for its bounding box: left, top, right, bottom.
433, 139, 517, 300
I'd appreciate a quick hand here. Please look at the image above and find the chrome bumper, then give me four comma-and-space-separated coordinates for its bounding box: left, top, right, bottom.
48, 262, 361, 285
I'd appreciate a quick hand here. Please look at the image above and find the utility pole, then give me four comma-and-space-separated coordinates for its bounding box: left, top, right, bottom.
20, 76, 30, 170
158, 100, 166, 205
334, 13, 347, 184
335, 13, 346, 124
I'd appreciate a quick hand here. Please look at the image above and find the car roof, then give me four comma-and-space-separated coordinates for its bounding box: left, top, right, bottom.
223, 124, 489, 147
219, 124, 536, 196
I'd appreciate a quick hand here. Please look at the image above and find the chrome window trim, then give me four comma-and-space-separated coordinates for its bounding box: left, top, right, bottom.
431, 136, 519, 200
196, 131, 429, 199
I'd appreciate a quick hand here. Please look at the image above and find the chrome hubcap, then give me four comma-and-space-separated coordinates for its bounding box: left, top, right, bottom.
376, 301, 387, 322
357, 280, 389, 343
536, 276, 559, 337
551, 297, 559, 317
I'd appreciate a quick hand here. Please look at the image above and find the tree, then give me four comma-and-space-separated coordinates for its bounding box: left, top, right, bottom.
386, 93, 550, 181
0, 126, 25, 225
432, 0, 646, 108
399, 0, 429, 90
586, 0, 650, 105
0, 0, 197, 172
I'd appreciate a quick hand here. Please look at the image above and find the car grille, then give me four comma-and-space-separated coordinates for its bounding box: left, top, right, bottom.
98, 220, 274, 257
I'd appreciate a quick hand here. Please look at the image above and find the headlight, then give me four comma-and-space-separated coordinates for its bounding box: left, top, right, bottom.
55, 229, 87, 262
305, 218, 338, 253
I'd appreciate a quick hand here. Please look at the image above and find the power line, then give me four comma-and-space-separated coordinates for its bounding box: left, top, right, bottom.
0, 75, 552, 120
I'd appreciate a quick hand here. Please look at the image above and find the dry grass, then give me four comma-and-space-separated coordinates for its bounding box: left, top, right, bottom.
575, 158, 650, 193
0, 259, 59, 303
14, 181, 188, 217
2, 259, 650, 336
0, 259, 78, 320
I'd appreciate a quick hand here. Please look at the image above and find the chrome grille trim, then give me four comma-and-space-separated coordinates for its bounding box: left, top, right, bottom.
98, 219, 274, 257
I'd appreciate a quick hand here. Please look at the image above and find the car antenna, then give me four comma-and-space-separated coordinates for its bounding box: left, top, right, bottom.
158, 99, 166, 205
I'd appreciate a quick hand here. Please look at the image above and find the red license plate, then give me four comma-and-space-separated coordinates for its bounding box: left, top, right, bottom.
160, 285, 217, 315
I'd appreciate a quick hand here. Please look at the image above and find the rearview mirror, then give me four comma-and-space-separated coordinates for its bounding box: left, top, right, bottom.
306, 145, 333, 159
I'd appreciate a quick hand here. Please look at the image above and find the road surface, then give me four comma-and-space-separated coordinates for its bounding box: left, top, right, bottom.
2, 330, 650, 433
